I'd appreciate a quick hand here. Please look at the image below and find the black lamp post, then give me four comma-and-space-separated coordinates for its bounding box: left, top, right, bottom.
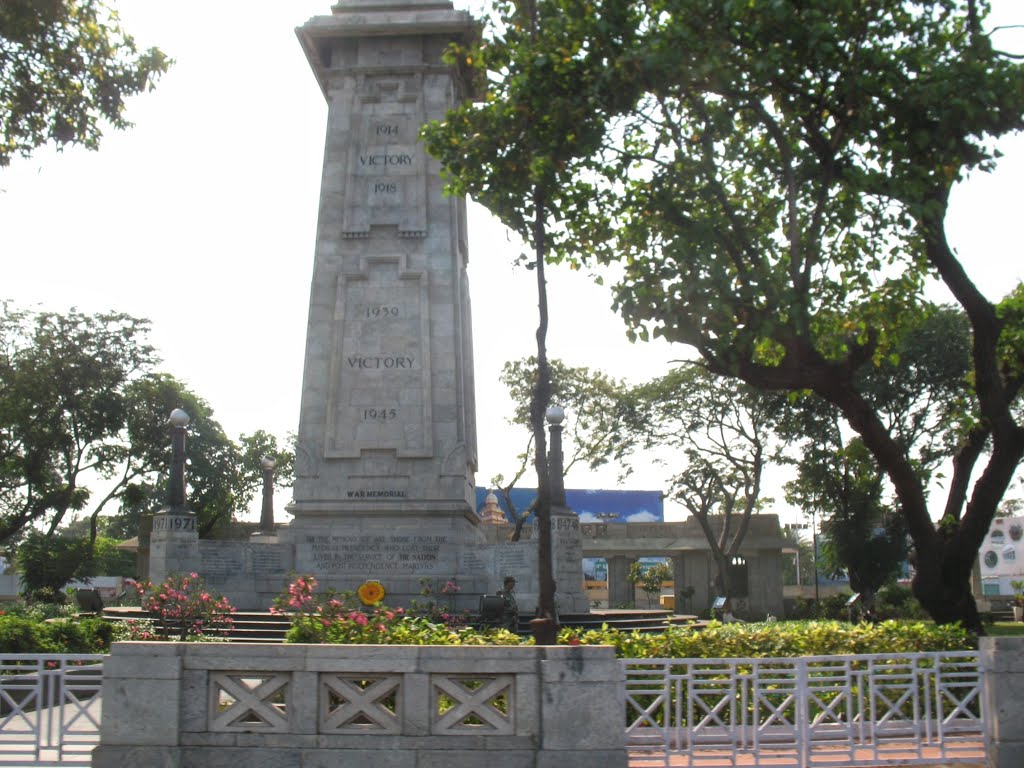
259, 456, 276, 534
167, 408, 190, 514
546, 405, 566, 508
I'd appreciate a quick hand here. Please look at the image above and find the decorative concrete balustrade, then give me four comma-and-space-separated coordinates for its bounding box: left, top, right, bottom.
91, 642, 627, 768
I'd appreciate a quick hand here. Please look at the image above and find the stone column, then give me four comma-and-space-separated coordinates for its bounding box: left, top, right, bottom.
982, 636, 1024, 767
607, 556, 635, 609
671, 553, 687, 614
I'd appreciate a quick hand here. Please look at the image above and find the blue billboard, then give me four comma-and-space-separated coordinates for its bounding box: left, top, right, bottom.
473, 487, 664, 524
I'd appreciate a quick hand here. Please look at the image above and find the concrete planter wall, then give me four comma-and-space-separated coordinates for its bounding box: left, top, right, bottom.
92, 641, 627, 768
982, 636, 1024, 768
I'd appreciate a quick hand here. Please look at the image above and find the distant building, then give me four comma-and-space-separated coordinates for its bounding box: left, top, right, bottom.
978, 516, 1024, 596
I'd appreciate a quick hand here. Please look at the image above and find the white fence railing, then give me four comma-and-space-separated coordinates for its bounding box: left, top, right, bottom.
624, 651, 985, 767
0, 651, 987, 767
0, 655, 105, 766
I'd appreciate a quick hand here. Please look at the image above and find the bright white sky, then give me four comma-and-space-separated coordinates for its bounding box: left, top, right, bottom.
0, 1, 1021, 525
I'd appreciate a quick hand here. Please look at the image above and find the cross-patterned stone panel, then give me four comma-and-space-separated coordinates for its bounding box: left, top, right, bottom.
209, 672, 290, 732
320, 674, 402, 733
430, 674, 514, 736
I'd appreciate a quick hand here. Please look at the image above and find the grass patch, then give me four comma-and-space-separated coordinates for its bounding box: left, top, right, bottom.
985, 622, 1024, 637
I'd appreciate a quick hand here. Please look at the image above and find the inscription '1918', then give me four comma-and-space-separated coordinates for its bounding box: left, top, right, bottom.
374, 182, 398, 194
346, 356, 414, 369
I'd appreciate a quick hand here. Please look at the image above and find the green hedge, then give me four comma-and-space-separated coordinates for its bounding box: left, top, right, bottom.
0, 616, 112, 654
561, 620, 974, 658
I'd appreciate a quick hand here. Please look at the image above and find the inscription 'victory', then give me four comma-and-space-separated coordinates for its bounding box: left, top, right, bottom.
346, 356, 415, 369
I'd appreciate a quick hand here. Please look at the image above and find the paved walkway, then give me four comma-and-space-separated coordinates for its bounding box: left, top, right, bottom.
627, 744, 986, 767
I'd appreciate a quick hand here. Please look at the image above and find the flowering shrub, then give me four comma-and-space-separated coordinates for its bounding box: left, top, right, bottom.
112, 617, 160, 642
125, 573, 235, 641
272, 575, 524, 646
411, 577, 469, 628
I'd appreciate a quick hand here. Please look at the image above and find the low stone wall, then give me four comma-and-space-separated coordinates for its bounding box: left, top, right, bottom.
982, 636, 1024, 768
92, 642, 627, 768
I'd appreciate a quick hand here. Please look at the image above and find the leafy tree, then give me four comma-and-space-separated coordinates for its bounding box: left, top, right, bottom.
0, 0, 170, 166
0, 305, 293, 544
629, 367, 787, 598
100, 376, 295, 539
491, 357, 634, 539
425, 0, 1024, 632
782, 307, 970, 608
0, 305, 157, 541
627, 559, 672, 609
16, 529, 91, 598
780, 526, 816, 588
787, 436, 908, 610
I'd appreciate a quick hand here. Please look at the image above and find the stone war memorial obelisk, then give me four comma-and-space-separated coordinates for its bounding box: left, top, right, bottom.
145, 0, 587, 615
287, 0, 485, 605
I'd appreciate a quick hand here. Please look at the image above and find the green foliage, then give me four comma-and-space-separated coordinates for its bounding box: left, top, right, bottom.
0, 0, 171, 166
0, 614, 111, 653
628, 367, 787, 595
425, 0, 1024, 630
273, 575, 525, 646
16, 530, 92, 595
491, 357, 634, 538
0, 306, 157, 541
627, 560, 672, 608
0, 304, 294, 543
1010, 579, 1024, 607
874, 584, 928, 620
560, 619, 974, 658
80, 535, 135, 577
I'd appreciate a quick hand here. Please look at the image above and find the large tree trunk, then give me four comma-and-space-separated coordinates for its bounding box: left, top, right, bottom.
911, 536, 983, 633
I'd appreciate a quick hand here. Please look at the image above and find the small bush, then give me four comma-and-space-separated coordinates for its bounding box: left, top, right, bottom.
125, 573, 235, 641
0, 616, 55, 653
0, 615, 111, 654
875, 584, 928, 620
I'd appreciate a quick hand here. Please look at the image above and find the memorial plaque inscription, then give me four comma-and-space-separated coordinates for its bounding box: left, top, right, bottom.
301, 534, 449, 575
325, 258, 433, 459
342, 115, 426, 234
